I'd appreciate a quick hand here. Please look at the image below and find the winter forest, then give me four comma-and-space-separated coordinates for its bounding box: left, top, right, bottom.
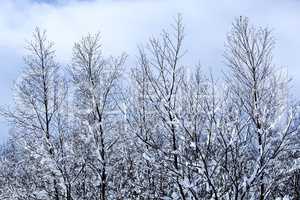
0, 15, 300, 200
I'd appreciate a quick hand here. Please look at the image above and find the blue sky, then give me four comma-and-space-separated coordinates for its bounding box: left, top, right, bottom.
1, 0, 300, 141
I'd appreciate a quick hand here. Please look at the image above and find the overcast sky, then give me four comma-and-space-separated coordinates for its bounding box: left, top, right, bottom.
0, 0, 300, 141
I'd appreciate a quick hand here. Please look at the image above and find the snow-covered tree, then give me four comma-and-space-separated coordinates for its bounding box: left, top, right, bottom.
0, 16, 299, 200
0, 28, 69, 200
69, 32, 126, 199
224, 16, 300, 200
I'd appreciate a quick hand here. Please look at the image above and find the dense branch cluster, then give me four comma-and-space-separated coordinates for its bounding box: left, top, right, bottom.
0, 16, 300, 200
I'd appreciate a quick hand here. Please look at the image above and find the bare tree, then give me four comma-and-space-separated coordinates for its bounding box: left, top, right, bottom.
1, 28, 68, 200
70, 32, 126, 200
225, 16, 299, 200
1, 15, 300, 200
